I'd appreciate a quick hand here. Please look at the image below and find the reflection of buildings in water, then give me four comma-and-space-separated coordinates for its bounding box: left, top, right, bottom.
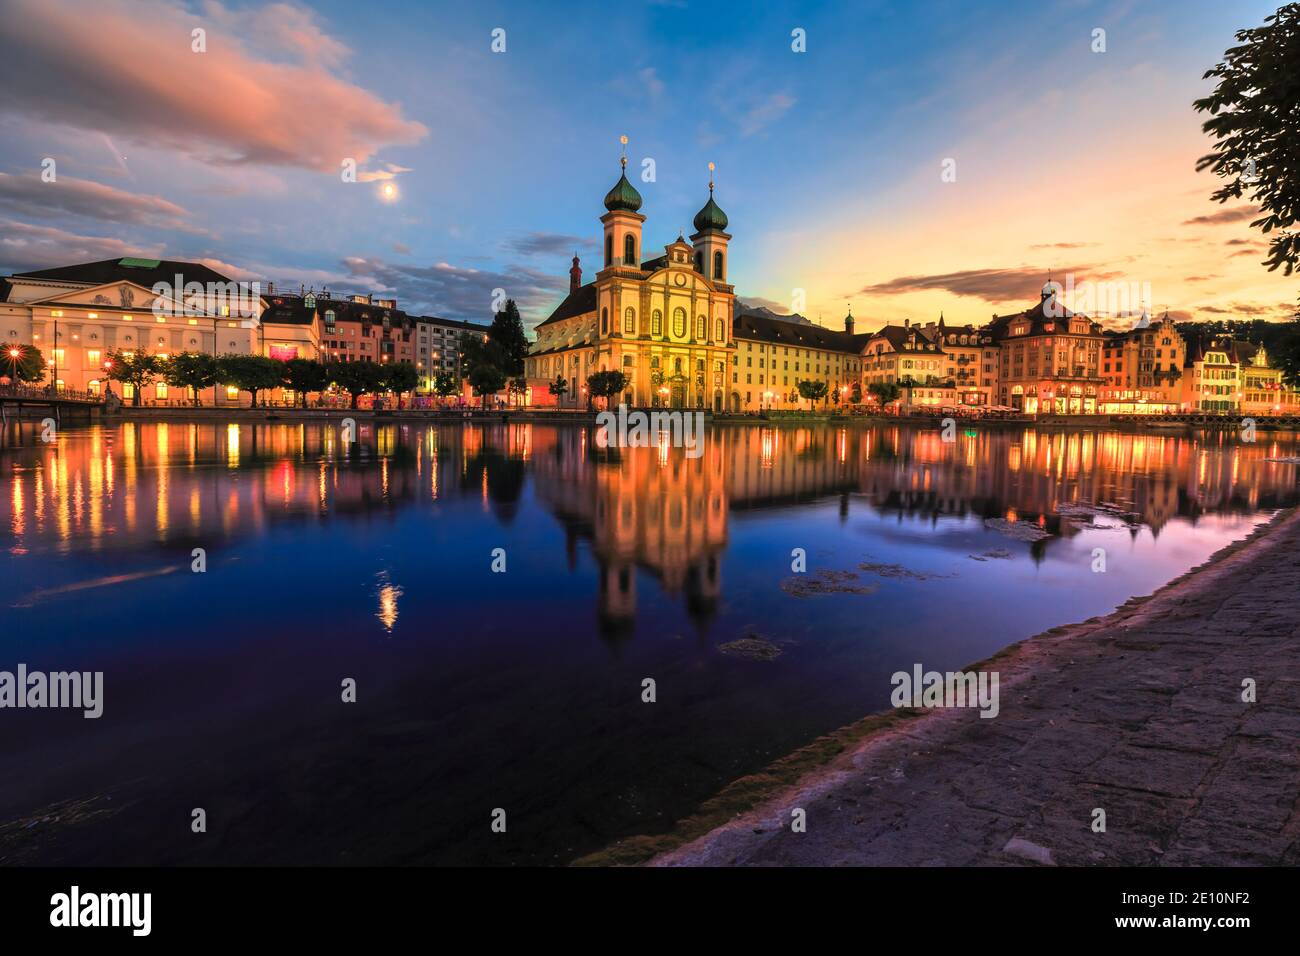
5, 420, 1297, 623
721, 425, 1298, 541
529, 426, 728, 636
1, 422, 476, 553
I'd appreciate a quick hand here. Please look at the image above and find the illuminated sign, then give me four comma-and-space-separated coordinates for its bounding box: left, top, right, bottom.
269, 345, 298, 360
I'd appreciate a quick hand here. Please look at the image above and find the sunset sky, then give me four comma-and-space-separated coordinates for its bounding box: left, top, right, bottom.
0, 0, 1294, 332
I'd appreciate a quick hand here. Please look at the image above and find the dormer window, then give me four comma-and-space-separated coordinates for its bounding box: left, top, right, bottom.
304, 293, 316, 309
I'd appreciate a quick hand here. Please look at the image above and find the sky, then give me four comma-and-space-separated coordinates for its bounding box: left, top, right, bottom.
0, 0, 1294, 333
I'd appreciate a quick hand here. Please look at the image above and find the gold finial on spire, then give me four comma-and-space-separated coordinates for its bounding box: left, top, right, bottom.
708, 161, 716, 194
619, 134, 628, 170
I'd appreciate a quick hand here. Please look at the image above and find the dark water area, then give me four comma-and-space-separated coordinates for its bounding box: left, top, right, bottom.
1, 420, 1296, 864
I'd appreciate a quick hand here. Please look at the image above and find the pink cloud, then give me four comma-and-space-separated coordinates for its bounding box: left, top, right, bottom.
0, 0, 427, 173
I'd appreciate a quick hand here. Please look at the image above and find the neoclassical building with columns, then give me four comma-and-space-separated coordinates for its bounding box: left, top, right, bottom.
525, 158, 736, 411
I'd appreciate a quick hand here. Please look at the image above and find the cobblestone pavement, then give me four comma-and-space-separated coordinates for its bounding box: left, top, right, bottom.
655, 510, 1300, 866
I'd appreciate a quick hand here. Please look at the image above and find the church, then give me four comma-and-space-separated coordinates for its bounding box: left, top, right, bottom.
525, 153, 737, 411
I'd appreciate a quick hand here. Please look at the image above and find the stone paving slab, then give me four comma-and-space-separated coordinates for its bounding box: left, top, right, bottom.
652, 509, 1300, 867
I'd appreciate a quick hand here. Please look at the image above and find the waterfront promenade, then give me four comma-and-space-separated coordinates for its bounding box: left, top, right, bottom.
606, 508, 1300, 866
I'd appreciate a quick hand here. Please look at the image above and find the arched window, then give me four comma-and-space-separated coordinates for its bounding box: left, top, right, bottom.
604, 235, 613, 267
713, 251, 724, 280
694, 252, 703, 272
652, 310, 662, 335
650, 356, 660, 369
623, 307, 634, 334
623, 234, 636, 265
696, 315, 706, 339
601, 307, 609, 334
716, 318, 725, 342
672, 308, 686, 338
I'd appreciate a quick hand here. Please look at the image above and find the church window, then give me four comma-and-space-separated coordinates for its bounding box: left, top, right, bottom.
713, 251, 724, 280
624, 307, 635, 333
696, 315, 706, 339
694, 252, 703, 272
601, 308, 608, 333
673, 308, 686, 337
624, 234, 636, 265
716, 319, 725, 342
652, 310, 662, 335
605, 235, 613, 267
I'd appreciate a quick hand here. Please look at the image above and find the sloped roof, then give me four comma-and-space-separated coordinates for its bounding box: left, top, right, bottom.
12, 257, 240, 290
536, 282, 597, 328
734, 310, 868, 354
988, 293, 1097, 341
869, 324, 944, 355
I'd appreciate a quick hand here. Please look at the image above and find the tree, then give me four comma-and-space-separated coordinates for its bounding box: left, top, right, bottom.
869, 381, 902, 408
105, 348, 162, 406
282, 358, 329, 407
329, 361, 382, 409
468, 364, 507, 409
796, 378, 828, 410
487, 299, 530, 376
548, 374, 568, 404
1272, 321, 1300, 387
218, 355, 284, 406
1194, 4, 1300, 274
432, 371, 460, 404
379, 361, 420, 404
163, 352, 218, 406
507, 376, 528, 407
585, 370, 629, 409
850, 381, 863, 404
2, 343, 46, 384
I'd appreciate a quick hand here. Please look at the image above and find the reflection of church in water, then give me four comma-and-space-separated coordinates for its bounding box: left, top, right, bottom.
529, 427, 729, 637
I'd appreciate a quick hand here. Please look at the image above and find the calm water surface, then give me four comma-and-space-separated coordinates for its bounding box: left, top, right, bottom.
1, 420, 1296, 864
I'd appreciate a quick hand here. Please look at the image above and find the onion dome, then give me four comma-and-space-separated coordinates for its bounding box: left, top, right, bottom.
693, 188, 728, 232
603, 169, 643, 212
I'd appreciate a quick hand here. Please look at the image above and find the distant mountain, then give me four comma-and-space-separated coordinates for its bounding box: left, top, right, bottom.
735, 303, 813, 325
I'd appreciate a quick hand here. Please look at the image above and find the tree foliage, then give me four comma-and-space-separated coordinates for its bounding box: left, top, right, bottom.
105, 348, 162, 406
282, 357, 330, 407
796, 378, 828, 408
163, 352, 219, 405
1194, 4, 1300, 274
328, 361, 383, 408
585, 370, 629, 408
2, 343, 46, 384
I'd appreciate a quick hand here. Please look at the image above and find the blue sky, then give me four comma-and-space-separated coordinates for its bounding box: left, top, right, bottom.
0, 0, 1293, 329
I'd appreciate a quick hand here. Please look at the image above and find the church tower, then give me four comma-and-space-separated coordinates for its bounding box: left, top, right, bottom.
600, 137, 645, 271
690, 163, 730, 285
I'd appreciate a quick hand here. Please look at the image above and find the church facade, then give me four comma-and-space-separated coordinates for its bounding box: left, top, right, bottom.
525, 159, 736, 411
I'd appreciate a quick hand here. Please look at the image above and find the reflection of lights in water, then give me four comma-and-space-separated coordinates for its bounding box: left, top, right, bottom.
375, 572, 403, 633
226, 424, 240, 467
657, 428, 669, 467
10, 472, 24, 545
